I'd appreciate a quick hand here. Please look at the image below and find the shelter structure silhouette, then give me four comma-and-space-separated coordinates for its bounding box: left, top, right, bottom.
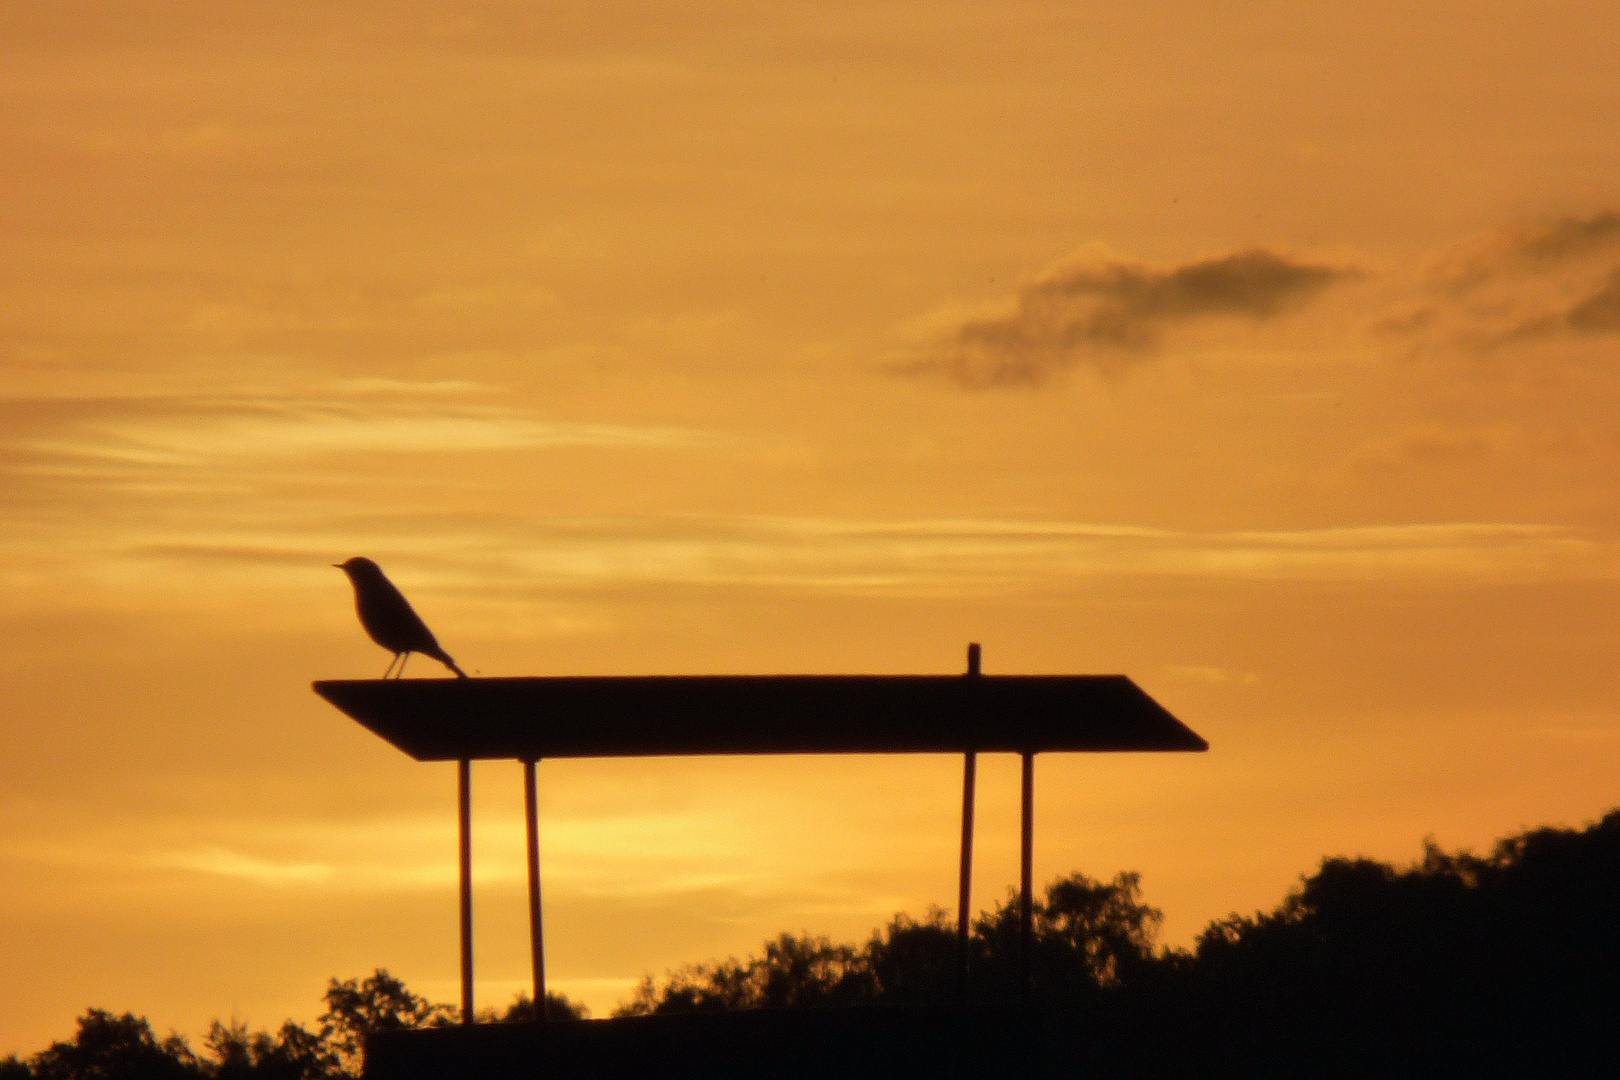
312, 646, 1206, 1077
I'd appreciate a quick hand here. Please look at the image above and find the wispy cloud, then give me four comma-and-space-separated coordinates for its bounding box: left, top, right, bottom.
4, 808, 761, 896
100, 516, 1620, 603
0, 383, 703, 513
0, 392, 695, 475
1163, 665, 1258, 686
149, 848, 338, 886
898, 247, 1354, 387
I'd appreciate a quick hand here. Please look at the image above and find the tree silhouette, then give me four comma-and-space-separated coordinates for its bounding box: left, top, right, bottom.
203, 1021, 334, 1080
969, 871, 1163, 1002
617, 933, 873, 1015
618, 870, 1163, 1013
28, 1010, 199, 1080
316, 970, 456, 1076
494, 994, 588, 1023
0, 971, 589, 1080
1167, 810, 1620, 1077
863, 909, 956, 1005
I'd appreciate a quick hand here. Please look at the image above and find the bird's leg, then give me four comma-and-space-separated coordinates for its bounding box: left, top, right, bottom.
397, 652, 410, 678
383, 653, 401, 679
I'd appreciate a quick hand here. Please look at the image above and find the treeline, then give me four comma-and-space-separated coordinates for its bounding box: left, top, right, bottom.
616, 868, 1163, 1014
6, 810, 1616, 1077
621, 808, 1620, 1075
0, 972, 583, 1080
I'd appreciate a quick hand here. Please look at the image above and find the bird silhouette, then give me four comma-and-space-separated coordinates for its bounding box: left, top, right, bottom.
335, 557, 468, 679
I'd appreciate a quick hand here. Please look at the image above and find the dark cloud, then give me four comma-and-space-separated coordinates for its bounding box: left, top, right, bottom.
1475, 266, 1620, 351
1565, 269, 1620, 334
1517, 212, 1620, 262
1374, 211, 1620, 356
904, 248, 1353, 387
1426, 212, 1620, 294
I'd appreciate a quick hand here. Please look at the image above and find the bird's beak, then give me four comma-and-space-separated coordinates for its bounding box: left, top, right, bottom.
332, 563, 344, 569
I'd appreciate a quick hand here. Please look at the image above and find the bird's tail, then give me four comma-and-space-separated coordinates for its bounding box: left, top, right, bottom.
430, 648, 469, 679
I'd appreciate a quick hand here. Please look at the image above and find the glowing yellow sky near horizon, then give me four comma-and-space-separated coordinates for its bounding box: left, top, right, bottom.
4, 0, 1620, 1053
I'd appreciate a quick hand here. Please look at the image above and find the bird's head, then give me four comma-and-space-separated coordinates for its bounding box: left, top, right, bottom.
334, 556, 382, 581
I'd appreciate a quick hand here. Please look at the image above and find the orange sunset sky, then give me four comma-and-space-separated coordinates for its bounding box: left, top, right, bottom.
5, 0, 1620, 1052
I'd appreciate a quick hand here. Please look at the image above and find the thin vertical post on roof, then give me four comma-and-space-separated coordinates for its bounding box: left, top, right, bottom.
956, 643, 980, 996
523, 759, 546, 1021
1019, 751, 1034, 1001
458, 758, 474, 1025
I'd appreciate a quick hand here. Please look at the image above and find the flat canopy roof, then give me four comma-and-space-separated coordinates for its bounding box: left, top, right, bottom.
312, 675, 1207, 761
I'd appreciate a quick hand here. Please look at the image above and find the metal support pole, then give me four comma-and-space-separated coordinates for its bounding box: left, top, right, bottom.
524, 759, 546, 1021
956, 643, 981, 996
458, 758, 474, 1025
956, 752, 977, 994
1019, 750, 1034, 1002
